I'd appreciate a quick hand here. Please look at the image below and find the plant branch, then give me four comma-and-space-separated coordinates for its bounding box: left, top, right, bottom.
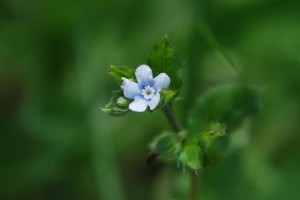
162, 104, 182, 133
162, 104, 200, 200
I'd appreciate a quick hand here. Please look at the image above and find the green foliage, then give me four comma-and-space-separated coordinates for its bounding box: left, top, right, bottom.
149, 132, 182, 161
198, 121, 226, 149
156, 88, 177, 109
147, 34, 183, 92
188, 83, 262, 137
197, 122, 227, 168
106, 37, 262, 174
144, 46, 262, 171
104, 35, 183, 115
179, 143, 203, 170
2, 0, 300, 199
149, 131, 205, 170
102, 90, 131, 116
108, 65, 135, 85
165, 83, 262, 170
105, 65, 134, 116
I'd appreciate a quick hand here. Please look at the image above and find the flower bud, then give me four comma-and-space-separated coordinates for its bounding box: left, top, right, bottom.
116, 96, 130, 107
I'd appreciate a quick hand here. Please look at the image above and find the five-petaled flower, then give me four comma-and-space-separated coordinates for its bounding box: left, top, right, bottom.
121, 65, 171, 112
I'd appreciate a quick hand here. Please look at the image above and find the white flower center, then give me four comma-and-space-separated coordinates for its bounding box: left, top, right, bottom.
141, 86, 155, 100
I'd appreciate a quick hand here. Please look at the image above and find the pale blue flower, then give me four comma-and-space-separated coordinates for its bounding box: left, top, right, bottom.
121, 65, 171, 112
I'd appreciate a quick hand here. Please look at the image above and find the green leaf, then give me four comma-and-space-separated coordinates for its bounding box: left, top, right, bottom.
147, 34, 183, 92
179, 143, 203, 170
108, 65, 135, 85
101, 90, 131, 117
198, 122, 226, 149
197, 122, 226, 168
149, 132, 182, 162
154, 88, 177, 109
188, 83, 262, 137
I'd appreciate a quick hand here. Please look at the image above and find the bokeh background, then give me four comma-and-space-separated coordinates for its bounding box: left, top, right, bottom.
1, 0, 300, 199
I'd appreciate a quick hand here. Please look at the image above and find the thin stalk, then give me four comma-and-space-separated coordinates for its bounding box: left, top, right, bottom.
161, 104, 200, 200
162, 104, 182, 133
190, 172, 200, 200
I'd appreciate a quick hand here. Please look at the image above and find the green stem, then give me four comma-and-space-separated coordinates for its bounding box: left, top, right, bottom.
162, 104, 182, 133
190, 172, 200, 200
161, 104, 200, 200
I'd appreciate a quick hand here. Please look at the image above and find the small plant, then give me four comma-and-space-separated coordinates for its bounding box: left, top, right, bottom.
102, 34, 261, 199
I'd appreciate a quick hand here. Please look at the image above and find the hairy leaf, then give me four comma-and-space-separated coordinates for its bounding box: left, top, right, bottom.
148, 132, 182, 163
179, 143, 203, 170
188, 83, 262, 137
147, 34, 183, 92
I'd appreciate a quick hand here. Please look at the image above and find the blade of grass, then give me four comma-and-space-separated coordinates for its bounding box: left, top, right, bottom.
198, 19, 240, 76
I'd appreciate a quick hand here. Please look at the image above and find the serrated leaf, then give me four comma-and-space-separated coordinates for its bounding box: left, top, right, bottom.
179, 143, 203, 170
188, 83, 262, 137
147, 34, 183, 92
101, 90, 132, 117
108, 65, 135, 85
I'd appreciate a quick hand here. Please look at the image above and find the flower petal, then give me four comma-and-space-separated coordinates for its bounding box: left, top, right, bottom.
148, 92, 160, 110
135, 65, 153, 86
121, 77, 141, 99
129, 97, 148, 112
154, 73, 171, 91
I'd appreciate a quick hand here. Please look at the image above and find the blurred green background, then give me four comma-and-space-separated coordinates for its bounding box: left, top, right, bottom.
1, 0, 300, 199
